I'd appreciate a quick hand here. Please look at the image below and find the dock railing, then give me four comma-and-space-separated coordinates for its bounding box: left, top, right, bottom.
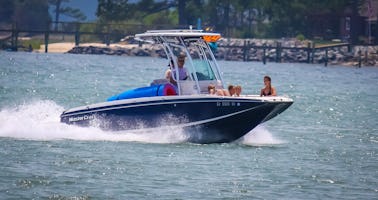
0, 21, 173, 52
218, 41, 353, 66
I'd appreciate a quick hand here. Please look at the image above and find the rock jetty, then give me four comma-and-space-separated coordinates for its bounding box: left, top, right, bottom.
67, 37, 378, 67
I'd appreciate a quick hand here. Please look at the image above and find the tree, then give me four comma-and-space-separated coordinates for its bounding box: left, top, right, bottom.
12, 0, 50, 30
0, 0, 14, 25
49, 0, 87, 30
97, 0, 134, 21
94, 0, 367, 39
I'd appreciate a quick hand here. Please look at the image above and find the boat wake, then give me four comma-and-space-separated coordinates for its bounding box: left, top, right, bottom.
0, 100, 187, 143
0, 100, 284, 145
237, 125, 286, 146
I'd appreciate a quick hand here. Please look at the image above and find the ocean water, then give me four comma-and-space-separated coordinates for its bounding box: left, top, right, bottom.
0, 51, 377, 199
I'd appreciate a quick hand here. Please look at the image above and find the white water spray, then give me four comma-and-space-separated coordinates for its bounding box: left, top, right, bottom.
0, 100, 188, 143
237, 125, 286, 146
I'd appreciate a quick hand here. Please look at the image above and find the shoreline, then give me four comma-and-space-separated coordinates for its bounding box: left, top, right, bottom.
30, 41, 378, 67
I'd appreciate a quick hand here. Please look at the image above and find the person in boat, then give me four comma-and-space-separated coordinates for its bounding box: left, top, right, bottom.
208, 84, 230, 96
172, 54, 188, 80
149, 60, 172, 85
228, 85, 235, 96
235, 85, 242, 97
167, 54, 188, 85
165, 59, 174, 81
260, 76, 277, 96
208, 84, 222, 96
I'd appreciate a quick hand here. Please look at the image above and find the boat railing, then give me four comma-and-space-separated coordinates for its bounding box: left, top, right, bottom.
145, 29, 203, 33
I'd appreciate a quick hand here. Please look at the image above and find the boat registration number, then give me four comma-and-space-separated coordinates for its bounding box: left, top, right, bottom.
216, 102, 241, 107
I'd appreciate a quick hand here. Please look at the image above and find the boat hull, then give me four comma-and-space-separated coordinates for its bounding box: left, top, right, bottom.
60, 96, 293, 143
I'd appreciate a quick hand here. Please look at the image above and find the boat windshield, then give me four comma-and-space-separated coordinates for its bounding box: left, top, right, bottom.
191, 59, 216, 81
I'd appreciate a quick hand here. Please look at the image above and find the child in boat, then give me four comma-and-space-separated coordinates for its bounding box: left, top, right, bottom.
235, 85, 242, 97
228, 85, 235, 96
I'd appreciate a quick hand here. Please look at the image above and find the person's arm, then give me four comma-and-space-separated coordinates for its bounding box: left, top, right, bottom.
223, 89, 231, 96
183, 68, 188, 80
271, 87, 277, 96
260, 89, 264, 96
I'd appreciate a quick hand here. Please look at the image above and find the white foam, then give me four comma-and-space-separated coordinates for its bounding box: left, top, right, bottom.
0, 100, 188, 143
237, 125, 286, 146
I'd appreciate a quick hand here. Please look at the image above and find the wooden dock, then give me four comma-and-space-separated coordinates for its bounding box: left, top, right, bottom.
0, 21, 158, 52
218, 41, 352, 66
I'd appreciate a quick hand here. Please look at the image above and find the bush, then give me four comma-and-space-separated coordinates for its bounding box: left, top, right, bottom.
296, 34, 305, 41
20, 39, 42, 50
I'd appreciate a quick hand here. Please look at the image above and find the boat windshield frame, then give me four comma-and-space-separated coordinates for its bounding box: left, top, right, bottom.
135, 30, 224, 95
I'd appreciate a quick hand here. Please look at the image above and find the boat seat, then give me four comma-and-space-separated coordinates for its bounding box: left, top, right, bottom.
178, 80, 219, 94
178, 81, 197, 95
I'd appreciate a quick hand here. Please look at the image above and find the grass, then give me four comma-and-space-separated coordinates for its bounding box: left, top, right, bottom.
312, 39, 344, 48
19, 39, 42, 50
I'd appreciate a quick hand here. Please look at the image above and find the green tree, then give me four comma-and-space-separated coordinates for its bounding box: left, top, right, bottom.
97, 0, 135, 22
94, 0, 367, 39
0, 0, 14, 24
12, 0, 50, 30
49, 0, 87, 29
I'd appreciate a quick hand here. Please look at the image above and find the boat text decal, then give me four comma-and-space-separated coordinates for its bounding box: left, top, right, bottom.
68, 114, 95, 122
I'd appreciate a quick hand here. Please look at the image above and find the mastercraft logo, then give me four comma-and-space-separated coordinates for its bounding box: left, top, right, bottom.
68, 115, 94, 122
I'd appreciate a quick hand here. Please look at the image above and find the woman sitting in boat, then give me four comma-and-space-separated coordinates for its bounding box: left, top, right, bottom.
260, 75, 277, 96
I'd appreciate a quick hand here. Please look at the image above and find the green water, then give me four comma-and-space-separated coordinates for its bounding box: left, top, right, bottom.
0, 52, 377, 199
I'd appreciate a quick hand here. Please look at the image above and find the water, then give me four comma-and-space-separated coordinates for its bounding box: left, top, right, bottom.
0, 51, 377, 199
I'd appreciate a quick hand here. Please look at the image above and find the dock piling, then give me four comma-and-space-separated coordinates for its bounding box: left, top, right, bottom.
11, 23, 18, 51
311, 43, 315, 63
276, 42, 281, 63
358, 50, 362, 68
307, 42, 311, 63
44, 32, 49, 53
75, 23, 80, 46
325, 48, 328, 67
263, 44, 267, 65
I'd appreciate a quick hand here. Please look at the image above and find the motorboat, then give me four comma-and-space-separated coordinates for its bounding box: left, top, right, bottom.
60, 29, 293, 143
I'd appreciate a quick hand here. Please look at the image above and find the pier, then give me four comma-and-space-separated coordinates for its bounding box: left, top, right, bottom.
0, 21, 166, 52
219, 41, 352, 66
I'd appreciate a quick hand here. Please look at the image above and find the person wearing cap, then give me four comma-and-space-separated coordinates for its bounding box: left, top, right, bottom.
172, 53, 188, 80
168, 53, 188, 85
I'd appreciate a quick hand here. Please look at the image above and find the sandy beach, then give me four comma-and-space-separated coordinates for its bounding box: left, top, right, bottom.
37, 42, 138, 53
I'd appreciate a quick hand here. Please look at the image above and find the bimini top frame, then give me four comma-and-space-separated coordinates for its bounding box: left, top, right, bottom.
135, 29, 224, 95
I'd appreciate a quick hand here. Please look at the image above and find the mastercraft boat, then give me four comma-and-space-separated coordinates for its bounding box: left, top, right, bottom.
60, 29, 293, 143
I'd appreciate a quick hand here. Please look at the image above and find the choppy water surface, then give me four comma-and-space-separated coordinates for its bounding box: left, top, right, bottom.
0, 52, 377, 199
